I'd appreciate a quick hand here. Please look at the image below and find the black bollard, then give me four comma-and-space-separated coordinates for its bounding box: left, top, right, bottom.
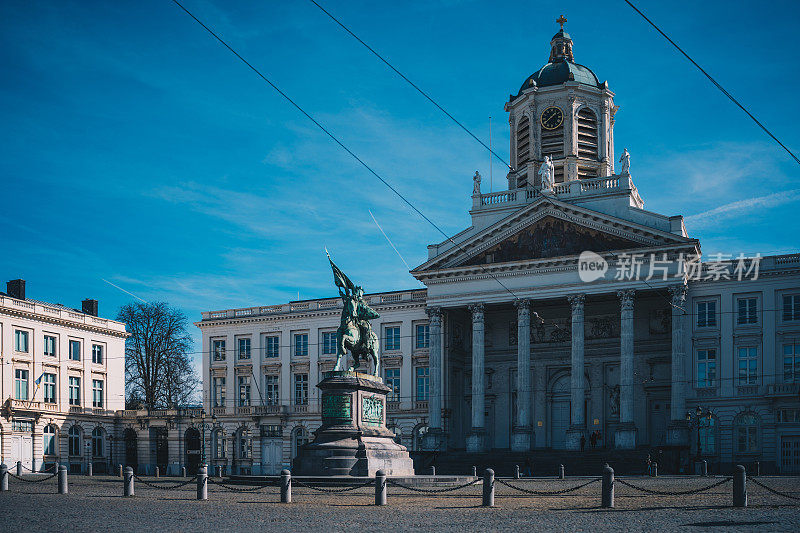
652, 462, 658, 477
375, 469, 387, 506
196, 465, 208, 500
58, 465, 68, 495
559, 464, 565, 479
124, 466, 135, 497
482, 469, 495, 507
514, 465, 520, 479
281, 469, 291, 503
17, 461, 22, 477
0, 464, 8, 492
733, 465, 747, 507
601, 465, 614, 508
701, 460, 707, 477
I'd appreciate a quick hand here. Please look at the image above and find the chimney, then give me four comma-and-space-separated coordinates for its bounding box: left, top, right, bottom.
82, 298, 99, 317
7, 279, 26, 300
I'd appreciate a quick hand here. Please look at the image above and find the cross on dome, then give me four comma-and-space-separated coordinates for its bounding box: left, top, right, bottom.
556, 15, 567, 30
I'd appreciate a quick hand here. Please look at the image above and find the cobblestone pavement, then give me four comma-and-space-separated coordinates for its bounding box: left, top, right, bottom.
1, 475, 799, 532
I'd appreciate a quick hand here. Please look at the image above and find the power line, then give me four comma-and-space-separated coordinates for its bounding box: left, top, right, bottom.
307, 0, 513, 171
169, 0, 522, 304
623, 0, 800, 166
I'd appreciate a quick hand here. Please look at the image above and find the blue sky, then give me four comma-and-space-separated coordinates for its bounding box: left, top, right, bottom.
1, 0, 799, 364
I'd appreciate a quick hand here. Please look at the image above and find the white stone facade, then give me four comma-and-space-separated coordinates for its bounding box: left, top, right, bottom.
0, 287, 126, 473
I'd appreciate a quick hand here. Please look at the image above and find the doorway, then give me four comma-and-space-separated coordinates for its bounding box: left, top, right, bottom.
184, 428, 201, 475
261, 439, 282, 475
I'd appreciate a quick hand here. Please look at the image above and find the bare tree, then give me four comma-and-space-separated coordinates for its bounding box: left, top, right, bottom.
118, 302, 198, 410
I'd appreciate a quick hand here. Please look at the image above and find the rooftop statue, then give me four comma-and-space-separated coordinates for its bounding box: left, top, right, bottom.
327, 251, 381, 377
472, 170, 482, 195
619, 148, 631, 176
538, 155, 555, 191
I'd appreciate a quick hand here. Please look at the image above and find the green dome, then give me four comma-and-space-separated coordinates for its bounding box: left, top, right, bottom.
518, 59, 600, 94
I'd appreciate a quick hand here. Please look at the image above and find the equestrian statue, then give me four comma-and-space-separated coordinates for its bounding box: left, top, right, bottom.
327, 251, 381, 377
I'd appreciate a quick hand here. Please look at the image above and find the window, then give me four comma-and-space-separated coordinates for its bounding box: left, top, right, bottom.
737, 347, 758, 385
735, 413, 759, 453
322, 332, 337, 355
211, 429, 225, 458
44, 335, 56, 357
516, 115, 530, 167
43, 373, 56, 403
69, 376, 81, 406
385, 368, 400, 402
14, 369, 29, 400
265, 375, 279, 406
292, 427, 309, 459
92, 344, 103, 364
696, 301, 717, 328
294, 334, 308, 357
778, 409, 800, 423
264, 335, 279, 358
43, 425, 57, 455
385, 326, 400, 351
238, 338, 251, 360
737, 298, 758, 325
261, 424, 282, 437
784, 343, 800, 382
212, 377, 226, 407
92, 427, 104, 457
698, 417, 715, 455
92, 379, 104, 408
784, 294, 800, 322
415, 366, 430, 401
69, 340, 81, 361
212, 339, 226, 361
237, 429, 251, 459
238, 376, 251, 407
14, 330, 29, 352
294, 373, 308, 405
68, 426, 81, 456
415, 324, 430, 349
696, 349, 717, 387
12, 420, 33, 432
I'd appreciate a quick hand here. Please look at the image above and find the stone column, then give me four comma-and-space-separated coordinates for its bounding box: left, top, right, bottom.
422, 307, 444, 450
466, 303, 486, 453
565, 294, 585, 450
667, 284, 689, 445
615, 289, 637, 448
511, 299, 532, 451
533, 364, 547, 448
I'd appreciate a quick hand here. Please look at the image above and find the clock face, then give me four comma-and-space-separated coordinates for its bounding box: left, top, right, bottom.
541, 107, 564, 130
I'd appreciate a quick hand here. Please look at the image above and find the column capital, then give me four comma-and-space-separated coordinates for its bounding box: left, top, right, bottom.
514, 299, 530, 317
617, 289, 635, 310
469, 303, 485, 321
567, 293, 585, 311
426, 306, 443, 325
668, 283, 687, 307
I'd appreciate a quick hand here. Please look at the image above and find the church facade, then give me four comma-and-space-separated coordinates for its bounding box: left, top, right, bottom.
129, 20, 799, 476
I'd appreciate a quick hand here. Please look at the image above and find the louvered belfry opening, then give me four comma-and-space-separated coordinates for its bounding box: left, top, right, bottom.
540, 120, 564, 161
516, 115, 530, 167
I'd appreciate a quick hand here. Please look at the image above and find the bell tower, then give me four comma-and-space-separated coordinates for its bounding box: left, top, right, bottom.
504, 16, 616, 190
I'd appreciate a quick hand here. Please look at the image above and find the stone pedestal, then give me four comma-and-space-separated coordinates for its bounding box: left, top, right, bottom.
466, 429, 487, 453
292, 371, 414, 477
510, 427, 532, 452
614, 423, 637, 449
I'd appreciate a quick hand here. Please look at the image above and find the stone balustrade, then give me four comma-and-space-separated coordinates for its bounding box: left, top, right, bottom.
0, 295, 126, 333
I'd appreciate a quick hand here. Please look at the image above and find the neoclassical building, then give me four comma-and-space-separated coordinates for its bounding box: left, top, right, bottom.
88, 20, 800, 476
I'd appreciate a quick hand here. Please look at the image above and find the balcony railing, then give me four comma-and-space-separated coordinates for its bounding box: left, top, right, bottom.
0, 295, 127, 333
768, 383, 800, 396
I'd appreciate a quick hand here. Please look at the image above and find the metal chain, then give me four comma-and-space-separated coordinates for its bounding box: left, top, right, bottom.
207, 477, 278, 492
8, 471, 59, 483
615, 477, 731, 496
292, 478, 374, 493
131, 473, 199, 490
749, 477, 800, 501
496, 477, 600, 495
386, 478, 482, 493
20, 463, 57, 473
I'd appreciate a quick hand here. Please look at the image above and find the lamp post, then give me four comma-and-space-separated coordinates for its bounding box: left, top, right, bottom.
190, 410, 216, 466
686, 406, 713, 464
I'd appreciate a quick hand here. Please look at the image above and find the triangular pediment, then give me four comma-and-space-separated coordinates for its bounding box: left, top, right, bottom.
459, 215, 641, 267
412, 196, 697, 275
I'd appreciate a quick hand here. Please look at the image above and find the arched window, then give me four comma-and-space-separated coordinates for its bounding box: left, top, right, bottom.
412, 424, 429, 451
211, 428, 226, 459
237, 427, 251, 460
68, 426, 81, 456
92, 427, 104, 457
43, 425, 57, 456
292, 426, 309, 459
735, 412, 759, 453
516, 115, 530, 167
698, 417, 716, 456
